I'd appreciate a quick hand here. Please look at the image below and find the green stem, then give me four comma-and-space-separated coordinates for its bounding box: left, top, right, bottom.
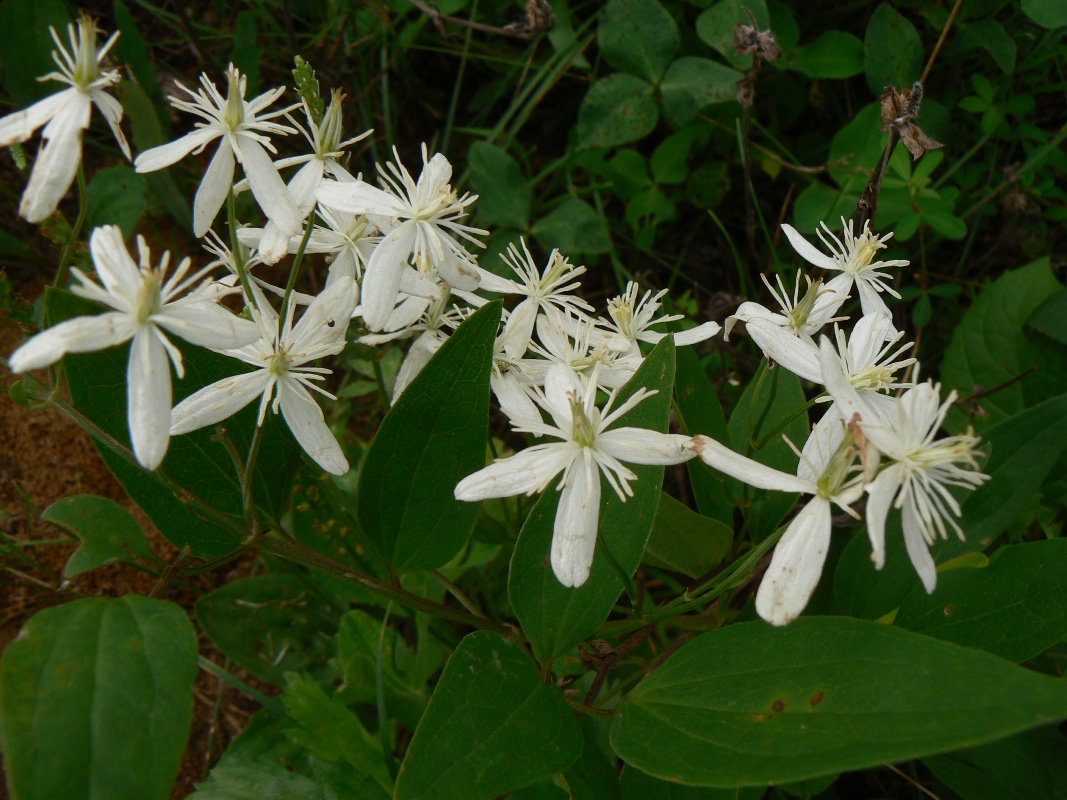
226, 189, 260, 312
278, 214, 316, 333
197, 656, 287, 715
54, 165, 88, 288
430, 569, 487, 619
755, 394, 823, 450
256, 533, 518, 635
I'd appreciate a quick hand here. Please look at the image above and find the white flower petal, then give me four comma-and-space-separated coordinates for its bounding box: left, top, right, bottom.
746, 320, 822, 383
279, 380, 349, 475
865, 463, 902, 571
127, 330, 173, 470
317, 179, 405, 217
288, 277, 359, 358
135, 128, 219, 173
685, 434, 815, 494
90, 225, 142, 299
902, 495, 938, 593
781, 223, 837, 271
672, 321, 722, 347
8, 312, 135, 372
240, 137, 302, 237
392, 331, 442, 403
598, 429, 694, 465
154, 301, 261, 350
501, 299, 538, 360
819, 336, 897, 453
436, 250, 481, 292
193, 138, 236, 237
170, 370, 271, 435
0, 89, 70, 147
491, 369, 543, 429
551, 459, 602, 588
91, 89, 131, 160
475, 267, 521, 295
755, 497, 832, 626
543, 362, 584, 431
454, 443, 576, 501
19, 100, 89, 222
361, 223, 417, 331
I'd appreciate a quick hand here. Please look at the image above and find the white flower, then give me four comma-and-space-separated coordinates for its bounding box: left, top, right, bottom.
781, 219, 907, 328
8, 225, 259, 469
724, 270, 847, 342
317, 146, 485, 331
0, 15, 131, 222
169, 277, 359, 475
820, 338, 989, 592
685, 417, 865, 626
525, 308, 637, 391
480, 240, 594, 359
134, 64, 301, 239
455, 363, 694, 587
598, 282, 720, 354
745, 312, 914, 405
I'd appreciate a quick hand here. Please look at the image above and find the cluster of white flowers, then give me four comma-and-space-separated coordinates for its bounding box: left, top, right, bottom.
3, 17, 988, 624
689, 220, 988, 625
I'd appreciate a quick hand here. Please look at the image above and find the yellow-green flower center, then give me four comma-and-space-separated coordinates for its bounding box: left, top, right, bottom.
569, 396, 598, 448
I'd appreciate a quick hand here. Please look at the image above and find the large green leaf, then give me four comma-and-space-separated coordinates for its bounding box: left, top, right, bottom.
532, 198, 612, 255
393, 631, 583, 800
1021, 0, 1067, 29
788, 31, 865, 79
658, 58, 741, 127
468, 142, 531, 230
48, 288, 303, 558
941, 259, 1066, 431
41, 494, 155, 577
864, 4, 923, 94
643, 492, 732, 579
85, 165, 147, 239
610, 617, 1067, 787
196, 574, 338, 685
0, 0, 71, 106
598, 0, 678, 83
0, 595, 197, 800
620, 766, 764, 799
577, 74, 659, 149
726, 364, 808, 541
356, 300, 499, 573
508, 338, 676, 664
894, 538, 1067, 663
924, 727, 1067, 800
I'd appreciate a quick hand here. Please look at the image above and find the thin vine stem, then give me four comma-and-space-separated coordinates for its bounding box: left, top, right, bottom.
54, 165, 88, 288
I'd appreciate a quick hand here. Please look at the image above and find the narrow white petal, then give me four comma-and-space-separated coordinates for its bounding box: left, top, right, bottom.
91, 90, 131, 160
902, 497, 938, 593
551, 461, 602, 588
0, 90, 69, 147
240, 137, 302, 236
170, 371, 271, 435
454, 444, 575, 501
154, 301, 261, 350
435, 250, 481, 292
8, 312, 135, 372
781, 223, 838, 271
19, 103, 88, 222
746, 320, 822, 383
127, 330, 173, 470
90, 225, 142, 298
491, 370, 543, 429
285, 158, 325, 213
501, 298, 538, 359
316, 180, 405, 217
598, 429, 695, 465
818, 337, 897, 453
278, 381, 349, 475
672, 321, 722, 347
361, 223, 417, 331
798, 414, 846, 482
288, 277, 359, 357
865, 463, 902, 570
256, 220, 294, 266
475, 267, 521, 295
755, 497, 832, 626
685, 435, 815, 494
392, 331, 441, 403
135, 128, 219, 173
194, 138, 235, 237
543, 362, 584, 431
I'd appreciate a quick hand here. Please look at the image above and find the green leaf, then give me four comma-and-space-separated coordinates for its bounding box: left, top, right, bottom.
0, 0, 71, 107
577, 73, 659, 149
827, 102, 885, 193
832, 518, 915, 620
941, 258, 1065, 430
1028, 287, 1067, 346
864, 4, 924, 94
394, 631, 583, 800
85, 165, 147, 239
468, 142, 531, 230
961, 18, 1017, 74
658, 57, 741, 126
924, 727, 1067, 800
0, 595, 197, 800
48, 287, 303, 558
673, 346, 734, 523
357, 301, 499, 573
610, 617, 1067, 787
726, 364, 808, 541
508, 338, 676, 664
41, 494, 155, 577
196, 574, 338, 685
281, 673, 392, 792
564, 717, 622, 800
598, 0, 679, 83
1021, 0, 1067, 29
788, 31, 865, 79
644, 493, 732, 578
621, 765, 765, 798
695, 0, 770, 70
232, 10, 263, 95
894, 538, 1067, 663
533, 198, 612, 255
114, 0, 166, 108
